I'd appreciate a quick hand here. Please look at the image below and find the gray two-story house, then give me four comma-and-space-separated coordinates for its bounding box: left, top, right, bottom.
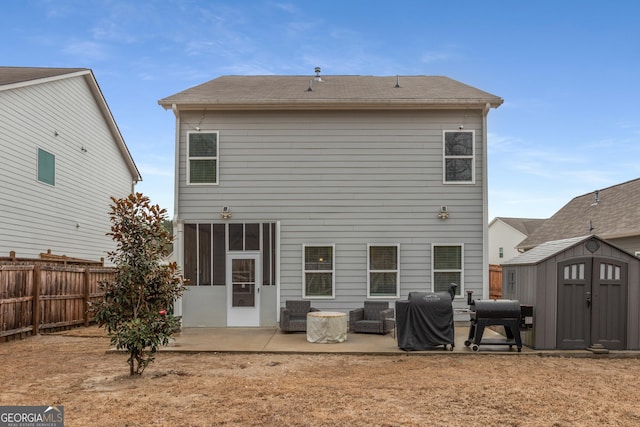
159, 72, 502, 327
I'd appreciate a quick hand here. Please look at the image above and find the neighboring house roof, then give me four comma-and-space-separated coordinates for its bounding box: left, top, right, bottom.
517, 178, 640, 250
491, 217, 547, 236
0, 67, 88, 86
158, 75, 504, 110
0, 66, 141, 182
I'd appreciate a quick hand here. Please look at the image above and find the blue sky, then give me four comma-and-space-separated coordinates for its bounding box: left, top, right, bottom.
3, 0, 640, 221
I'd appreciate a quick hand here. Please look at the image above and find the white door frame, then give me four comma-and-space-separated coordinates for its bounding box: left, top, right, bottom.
226, 253, 261, 327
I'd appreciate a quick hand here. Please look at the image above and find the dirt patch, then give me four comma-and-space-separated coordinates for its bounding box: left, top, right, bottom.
1, 329, 639, 426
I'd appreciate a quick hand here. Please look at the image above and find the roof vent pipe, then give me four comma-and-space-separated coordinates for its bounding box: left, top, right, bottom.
395, 75, 400, 88
591, 190, 600, 206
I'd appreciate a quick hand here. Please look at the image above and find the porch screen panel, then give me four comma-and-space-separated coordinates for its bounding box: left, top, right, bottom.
198, 224, 212, 285
262, 223, 276, 286
212, 224, 226, 285
245, 223, 260, 251
183, 224, 197, 285
229, 224, 243, 251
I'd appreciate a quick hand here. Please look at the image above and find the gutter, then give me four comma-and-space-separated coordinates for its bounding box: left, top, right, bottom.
482, 102, 491, 299
158, 99, 504, 112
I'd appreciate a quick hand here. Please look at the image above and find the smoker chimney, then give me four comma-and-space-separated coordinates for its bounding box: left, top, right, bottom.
314, 67, 322, 81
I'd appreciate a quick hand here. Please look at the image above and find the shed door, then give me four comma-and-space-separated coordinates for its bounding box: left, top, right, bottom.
557, 258, 627, 350
591, 259, 627, 350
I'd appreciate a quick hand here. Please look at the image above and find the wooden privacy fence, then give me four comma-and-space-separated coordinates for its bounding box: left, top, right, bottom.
0, 263, 114, 341
489, 264, 503, 299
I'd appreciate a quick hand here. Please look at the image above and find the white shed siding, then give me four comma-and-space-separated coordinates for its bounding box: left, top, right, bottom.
177, 109, 486, 312
0, 75, 134, 261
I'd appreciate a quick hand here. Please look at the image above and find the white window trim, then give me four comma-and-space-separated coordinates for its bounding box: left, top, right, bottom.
302, 244, 336, 299
431, 243, 464, 297
187, 130, 219, 185
442, 130, 475, 184
367, 243, 400, 298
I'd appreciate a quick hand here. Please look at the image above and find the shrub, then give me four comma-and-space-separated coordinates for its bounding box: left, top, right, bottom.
94, 193, 186, 376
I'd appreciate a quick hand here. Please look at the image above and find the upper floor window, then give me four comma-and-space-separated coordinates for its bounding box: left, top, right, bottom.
37, 148, 55, 186
368, 244, 400, 298
432, 244, 463, 296
443, 130, 475, 184
499, 247, 504, 258
188, 131, 218, 185
303, 244, 335, 298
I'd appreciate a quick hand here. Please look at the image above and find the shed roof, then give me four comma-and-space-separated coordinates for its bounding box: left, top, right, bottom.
158, 75, 503, 110
503, 235, 595, 265
517, 178, 640, 250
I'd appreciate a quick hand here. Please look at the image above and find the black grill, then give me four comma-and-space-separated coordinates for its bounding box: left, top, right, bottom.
395, 284, 456, 351
464, 297, 523, 352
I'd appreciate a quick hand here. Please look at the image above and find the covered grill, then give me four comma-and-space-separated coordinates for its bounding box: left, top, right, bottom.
395, 284, 456, 351
464, 297, 523, 352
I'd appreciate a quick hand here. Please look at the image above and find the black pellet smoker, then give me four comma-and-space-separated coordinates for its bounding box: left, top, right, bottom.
463, 290, 532, 352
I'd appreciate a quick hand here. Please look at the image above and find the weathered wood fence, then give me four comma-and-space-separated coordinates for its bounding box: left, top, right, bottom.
0, 260, 114, 342
489, 264, 503, 299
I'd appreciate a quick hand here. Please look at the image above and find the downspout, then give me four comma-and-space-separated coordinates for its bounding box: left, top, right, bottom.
171, 103, 184, 317
482, 102, 491, 299
275, 221, 281, 322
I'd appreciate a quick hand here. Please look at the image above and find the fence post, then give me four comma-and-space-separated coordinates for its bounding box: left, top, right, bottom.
84, 268, 90, 326
32, 265, 41, 335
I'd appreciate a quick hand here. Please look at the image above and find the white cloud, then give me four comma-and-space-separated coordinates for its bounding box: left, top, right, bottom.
62, 40, 111, 60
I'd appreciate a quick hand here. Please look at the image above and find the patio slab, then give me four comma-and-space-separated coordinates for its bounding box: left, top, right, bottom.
163, 325, 535, 355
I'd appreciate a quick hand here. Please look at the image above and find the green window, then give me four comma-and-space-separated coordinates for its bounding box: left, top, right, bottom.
188, 132, 218, 184
432, 244, 463, 296
37, 148, 55, 186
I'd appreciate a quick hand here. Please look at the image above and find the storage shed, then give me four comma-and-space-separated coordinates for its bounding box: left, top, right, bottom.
501, 235, 640, 350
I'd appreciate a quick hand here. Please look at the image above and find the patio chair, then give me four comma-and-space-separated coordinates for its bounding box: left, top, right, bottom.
349, 301, 395, 335
279, 300, 319, 332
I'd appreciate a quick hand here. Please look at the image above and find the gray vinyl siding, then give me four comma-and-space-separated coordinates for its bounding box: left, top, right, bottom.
0, 75, 134, 262
177, 109, 486, 315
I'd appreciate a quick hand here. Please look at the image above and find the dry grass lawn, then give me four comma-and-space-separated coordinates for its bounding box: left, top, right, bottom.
1, 328, 640, 426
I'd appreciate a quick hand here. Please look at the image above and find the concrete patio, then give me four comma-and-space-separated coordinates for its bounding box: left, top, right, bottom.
163, 324, 535, 355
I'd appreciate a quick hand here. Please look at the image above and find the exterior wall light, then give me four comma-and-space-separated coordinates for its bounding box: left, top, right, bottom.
438, 206, 449, 220
220, 206, 232, 219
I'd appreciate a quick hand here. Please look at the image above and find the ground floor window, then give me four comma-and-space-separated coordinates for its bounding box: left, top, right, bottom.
303, 244, 335, 298
183, 222, 276, 286
367, 244, 400, 298
432, 244, 463, 296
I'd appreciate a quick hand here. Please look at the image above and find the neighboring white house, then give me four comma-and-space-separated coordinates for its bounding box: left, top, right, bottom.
488, 217, 546, 265
159, 72, 503, 327
0, 67, 141, 262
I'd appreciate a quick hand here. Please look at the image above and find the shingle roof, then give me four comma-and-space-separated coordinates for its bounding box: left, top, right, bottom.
158, 75, 503, 110
517, 178, 640, 250
503, 235, 592, 265
0, 67, 88, 86
496, 217, 547, 235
